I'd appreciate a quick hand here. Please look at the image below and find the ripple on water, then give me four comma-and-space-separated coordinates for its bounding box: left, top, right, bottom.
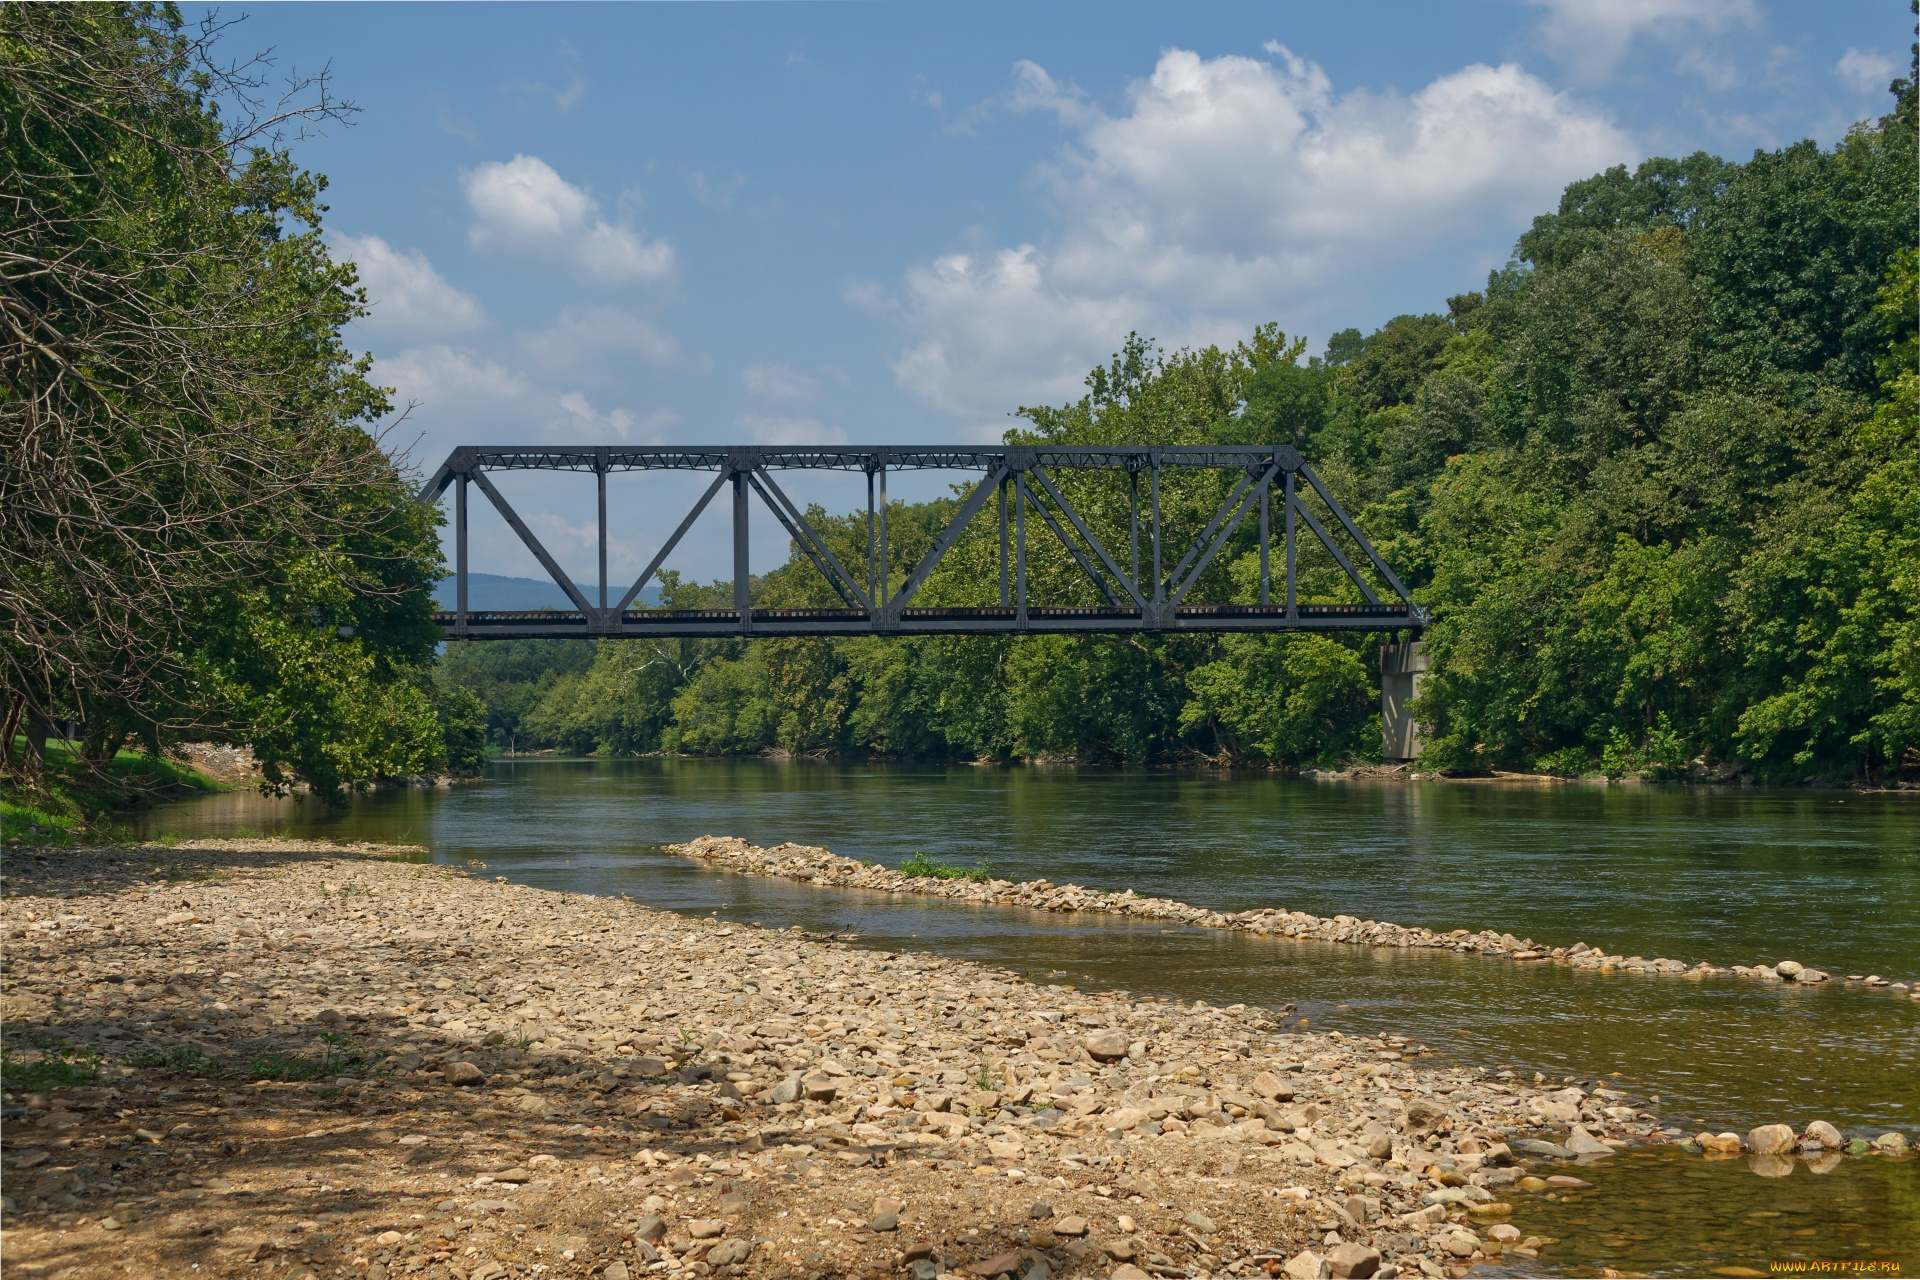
1479, 1145, 1918, 1278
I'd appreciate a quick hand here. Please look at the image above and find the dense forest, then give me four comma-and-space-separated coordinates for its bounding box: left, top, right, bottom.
441, 58, 1918, 784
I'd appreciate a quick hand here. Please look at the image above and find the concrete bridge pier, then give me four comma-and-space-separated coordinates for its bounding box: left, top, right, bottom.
1380, 640, 1429, 762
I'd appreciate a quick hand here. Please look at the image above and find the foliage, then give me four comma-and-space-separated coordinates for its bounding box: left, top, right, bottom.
0, 1037, 102, 1090
1, 4, 456, 805
440, 66, 1916, 785
899, 851, 993, 882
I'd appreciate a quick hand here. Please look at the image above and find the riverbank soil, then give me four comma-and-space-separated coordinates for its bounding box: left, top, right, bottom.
0, 841, 1845, 1279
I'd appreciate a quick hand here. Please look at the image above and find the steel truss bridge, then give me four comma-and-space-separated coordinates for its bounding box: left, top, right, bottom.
419, 445, 1428, 639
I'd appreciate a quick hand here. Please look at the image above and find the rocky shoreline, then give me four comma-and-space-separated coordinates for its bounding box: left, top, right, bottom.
0, 839, 1910, 1280
668, 837, 1920, 999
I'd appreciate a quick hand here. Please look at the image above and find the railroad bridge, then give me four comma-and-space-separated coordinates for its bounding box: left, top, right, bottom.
419, 445, 1431, 756
419, 444, 1427, 638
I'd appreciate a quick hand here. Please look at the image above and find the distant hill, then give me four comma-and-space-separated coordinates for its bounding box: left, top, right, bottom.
434, 573, 659, 612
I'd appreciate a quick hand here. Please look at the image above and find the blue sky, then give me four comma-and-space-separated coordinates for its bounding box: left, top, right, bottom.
242, 1, 1913, 586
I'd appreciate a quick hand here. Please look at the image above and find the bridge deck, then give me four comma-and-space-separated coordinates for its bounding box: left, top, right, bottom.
436, 603, 1415, 638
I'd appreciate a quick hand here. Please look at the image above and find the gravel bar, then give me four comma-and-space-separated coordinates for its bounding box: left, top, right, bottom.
0, 839, 1906, 1280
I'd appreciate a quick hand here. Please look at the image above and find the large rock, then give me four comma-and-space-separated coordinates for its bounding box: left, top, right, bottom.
1774, 960, 1803, 978
444, 1061, 487, 1087
1250, 1071, 1294, 1101
706, 1239, 753, 1266
1083, 1029, 1130, 1061
1404, 1097, 1449, 1137
1327, 1243, 1382, 1279
1282, 1251, 1330, 1280
766, 1077, 801, 1105
1803, 1120, 1843, 1149
1564, 1126, 1615, 1156
1747, 1124, 1796, 1155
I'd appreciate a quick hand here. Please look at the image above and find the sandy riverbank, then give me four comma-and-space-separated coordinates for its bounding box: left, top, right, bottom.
0, 840, 1901, 1280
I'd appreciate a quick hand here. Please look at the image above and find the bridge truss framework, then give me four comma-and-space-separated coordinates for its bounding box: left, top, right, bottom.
418, 445, 1428, 639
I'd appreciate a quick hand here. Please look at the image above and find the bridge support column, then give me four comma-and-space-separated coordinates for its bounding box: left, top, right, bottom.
1380, 640, 1429, 762
732, 469, 750, 633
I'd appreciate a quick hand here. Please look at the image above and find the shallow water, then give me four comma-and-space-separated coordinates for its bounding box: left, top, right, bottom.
1479, 1144, 1918, 1279
132, 757, 1920, 1275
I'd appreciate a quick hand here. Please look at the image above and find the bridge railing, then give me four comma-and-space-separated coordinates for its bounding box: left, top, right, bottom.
417, 445, 1428, 639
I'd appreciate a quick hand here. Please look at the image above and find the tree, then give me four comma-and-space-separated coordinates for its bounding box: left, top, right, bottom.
2, 4, 446, 799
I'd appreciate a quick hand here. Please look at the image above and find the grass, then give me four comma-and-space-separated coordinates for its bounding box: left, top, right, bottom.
244, 1034, 368, 1082
0, 1036, 104, 1092
898, 851, 994, 883
3, 737, 224, 840
125, 1044, 218, 1074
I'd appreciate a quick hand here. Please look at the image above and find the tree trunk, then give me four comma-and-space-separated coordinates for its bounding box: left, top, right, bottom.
21, 706, 51, 784
0, 694, 22, 772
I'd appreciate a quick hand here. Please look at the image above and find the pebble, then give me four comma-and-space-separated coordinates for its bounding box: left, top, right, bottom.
4, 835, 1904, 1280
444, 1060, 487, 1086
670, 836, 1916, 993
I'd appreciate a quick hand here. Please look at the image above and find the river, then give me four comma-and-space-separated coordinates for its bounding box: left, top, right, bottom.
131, 757, 1919, 1276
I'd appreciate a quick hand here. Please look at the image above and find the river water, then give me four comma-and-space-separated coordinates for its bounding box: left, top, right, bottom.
132, 758, 1919, 1276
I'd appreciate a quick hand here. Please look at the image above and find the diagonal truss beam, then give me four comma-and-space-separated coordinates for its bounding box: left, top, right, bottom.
1291, 492, 1383, 606
1297, 462, 1413, 603
614, 471, 729, 612
468, 469, 593, 613
1023, 472, 1121, 607
1168, 463, 1274, 607
1162, 466, 1261, 602
747, 471, 864, 609
1027, 467, 1146, 609
879, 464, 1009, 621
750, 466, 873, 610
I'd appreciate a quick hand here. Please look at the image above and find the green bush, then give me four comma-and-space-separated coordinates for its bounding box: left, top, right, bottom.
899, 851, 993, 882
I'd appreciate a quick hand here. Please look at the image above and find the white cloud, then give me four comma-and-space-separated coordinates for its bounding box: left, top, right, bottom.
371, 344, 673, 448
742, 362, 817, 402
1526, 0, 1760, 82
333, 234, 486, 338
887, 47, 1632, 422
1835, 47, 1901, 96
548, 391, 678, 441
738, 413, 846, 445
687, 170, 747, 210
378, 344, 530, 413
465, 155, 675, 285
521, 306, 690, 373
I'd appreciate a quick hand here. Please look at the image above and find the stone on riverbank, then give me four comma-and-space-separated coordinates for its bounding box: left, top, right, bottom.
668, 836, 1911, 995
6, 836, 1642, 1280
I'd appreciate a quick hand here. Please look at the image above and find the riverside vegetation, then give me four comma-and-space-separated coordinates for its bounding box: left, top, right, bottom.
439, 55, 1919, 788
4, 839, 1913, 1280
